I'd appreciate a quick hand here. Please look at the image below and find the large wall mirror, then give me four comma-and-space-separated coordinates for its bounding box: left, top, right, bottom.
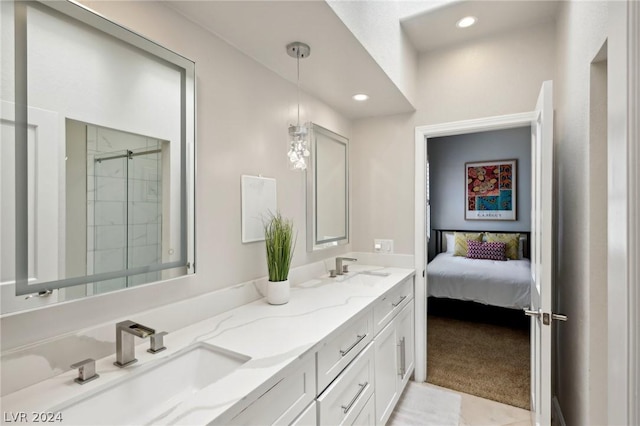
0, 1, 195, 314
306, 124, 349, 252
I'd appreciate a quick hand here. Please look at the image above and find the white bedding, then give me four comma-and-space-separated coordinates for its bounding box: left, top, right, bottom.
427, 252, 531, 310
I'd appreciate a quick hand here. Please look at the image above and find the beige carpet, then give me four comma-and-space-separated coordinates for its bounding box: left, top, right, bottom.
427, 315, 530, 410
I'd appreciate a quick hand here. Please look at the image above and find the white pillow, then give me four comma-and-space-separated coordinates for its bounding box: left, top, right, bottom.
445, 234, 455, 254
518, 236, 525, 259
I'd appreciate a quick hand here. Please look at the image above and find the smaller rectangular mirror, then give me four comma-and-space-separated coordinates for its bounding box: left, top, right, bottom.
306, 124, 349, 251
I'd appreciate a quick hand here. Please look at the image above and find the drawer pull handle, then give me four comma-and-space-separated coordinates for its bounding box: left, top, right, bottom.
341, 382, 368, 414
392, 295, 407, 307
339, 334, 367, 357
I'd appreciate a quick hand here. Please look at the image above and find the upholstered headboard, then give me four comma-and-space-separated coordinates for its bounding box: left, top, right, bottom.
434, 229, 531, 259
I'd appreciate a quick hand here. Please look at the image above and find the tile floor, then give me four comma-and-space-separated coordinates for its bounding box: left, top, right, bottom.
426, 384, 531, 426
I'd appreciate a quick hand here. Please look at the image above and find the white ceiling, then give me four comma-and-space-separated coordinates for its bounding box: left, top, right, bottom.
166, 1, 416, 119
166, 1, 559, 121
401, 0, 559, 52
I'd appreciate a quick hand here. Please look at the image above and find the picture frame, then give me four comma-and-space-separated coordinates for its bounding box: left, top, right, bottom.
241, 175, 277, 243
465, 159, 517, 221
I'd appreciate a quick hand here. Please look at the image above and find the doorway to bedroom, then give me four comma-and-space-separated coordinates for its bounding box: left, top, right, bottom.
425, 126, 532, 410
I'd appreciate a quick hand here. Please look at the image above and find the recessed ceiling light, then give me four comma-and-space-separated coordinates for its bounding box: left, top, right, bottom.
456, 16, 477, 28
353, 94, 369, 101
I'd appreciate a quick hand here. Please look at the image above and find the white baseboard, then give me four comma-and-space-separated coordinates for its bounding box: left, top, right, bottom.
552, 396, 567, 426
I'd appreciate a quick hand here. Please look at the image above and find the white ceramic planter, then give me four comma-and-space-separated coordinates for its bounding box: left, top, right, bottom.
267, 279, 290, 305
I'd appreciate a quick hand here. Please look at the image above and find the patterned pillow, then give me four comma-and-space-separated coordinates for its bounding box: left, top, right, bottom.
467, 240, 507, 261
453, 232, 483, 257
485, 233, 520, 260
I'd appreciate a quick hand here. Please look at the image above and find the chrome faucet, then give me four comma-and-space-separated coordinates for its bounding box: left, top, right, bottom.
335, 257, 357, 275
114, 320, 155, 367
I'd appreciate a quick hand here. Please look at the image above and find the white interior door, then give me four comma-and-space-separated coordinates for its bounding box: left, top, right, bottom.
1, 101, 60, 311
527, 80, 563, 426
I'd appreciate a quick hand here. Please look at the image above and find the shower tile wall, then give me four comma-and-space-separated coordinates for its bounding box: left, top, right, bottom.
86, 125, 163, 294
128, 147, 162, 287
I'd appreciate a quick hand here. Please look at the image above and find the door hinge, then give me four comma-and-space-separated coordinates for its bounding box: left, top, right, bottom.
422, 270, 425, 278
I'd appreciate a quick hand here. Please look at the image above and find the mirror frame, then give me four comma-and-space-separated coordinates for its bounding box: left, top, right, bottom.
11, 0, 196, 297
306, 123, 349, 252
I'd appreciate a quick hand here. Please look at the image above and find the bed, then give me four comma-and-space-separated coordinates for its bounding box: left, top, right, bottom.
427, 229, 531, 310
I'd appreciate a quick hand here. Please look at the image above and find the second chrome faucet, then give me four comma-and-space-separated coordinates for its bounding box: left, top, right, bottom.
335, 257, 357, 276
114, 320, 157, 367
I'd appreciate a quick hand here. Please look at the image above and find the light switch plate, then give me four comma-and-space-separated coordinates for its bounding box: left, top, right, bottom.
374, 239, 394, 254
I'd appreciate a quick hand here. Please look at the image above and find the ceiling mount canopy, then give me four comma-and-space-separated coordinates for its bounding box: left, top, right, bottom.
286, 41, 311, 59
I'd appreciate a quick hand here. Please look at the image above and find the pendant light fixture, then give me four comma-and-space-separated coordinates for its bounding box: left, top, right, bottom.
286, 42, 311, 170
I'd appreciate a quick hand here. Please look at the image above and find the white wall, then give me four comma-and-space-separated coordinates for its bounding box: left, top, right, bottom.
326, 1, 430, 107
351, 112, 416, 254
350, 21, 556, 257
1, 1, 351, 351
415, 21, 557, 125
554, 2, 609, 425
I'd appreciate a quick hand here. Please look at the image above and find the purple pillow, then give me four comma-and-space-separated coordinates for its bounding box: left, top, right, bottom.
466, 240, 507, 261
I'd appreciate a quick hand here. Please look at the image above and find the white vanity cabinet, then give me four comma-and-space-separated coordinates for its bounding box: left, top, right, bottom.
1, 267, 418, 426
317, 343, 375, 425
290, 401, 317, 426
227, 356, 316, 426
351, 394, 376, 425
373, 277, 413, 334
316, 312, 373, 393
373, 282, 415, 426
225, 275, 414, 426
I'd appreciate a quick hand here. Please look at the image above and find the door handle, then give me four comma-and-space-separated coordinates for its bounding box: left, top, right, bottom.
552, 313, 568, 322
524, 308, 568, 324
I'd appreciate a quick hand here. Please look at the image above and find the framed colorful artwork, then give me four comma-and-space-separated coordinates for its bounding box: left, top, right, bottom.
465, 159, 517, 220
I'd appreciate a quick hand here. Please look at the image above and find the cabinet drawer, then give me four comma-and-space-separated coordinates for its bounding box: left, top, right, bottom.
290, 401, 317, 426
317, 343, 374, 426
316, 311, 373, 393
373, 277, 413, 335
351, 394, 375, 426
228, 356, 315, 425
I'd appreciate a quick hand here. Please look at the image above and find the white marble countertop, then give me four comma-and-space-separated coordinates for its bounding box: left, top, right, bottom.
0, 265, 414, 425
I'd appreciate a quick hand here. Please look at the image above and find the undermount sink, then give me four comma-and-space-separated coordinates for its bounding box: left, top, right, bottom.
53, 343, 250, 425
333, 270, 390, 285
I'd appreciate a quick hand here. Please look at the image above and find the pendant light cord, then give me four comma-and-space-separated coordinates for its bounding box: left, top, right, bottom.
296, 52, 300, 126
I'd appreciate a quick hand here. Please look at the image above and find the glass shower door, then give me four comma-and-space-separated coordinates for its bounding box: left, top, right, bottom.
91, 145, 163, 294
127, 146, 163, 286
92, 150, 128, 294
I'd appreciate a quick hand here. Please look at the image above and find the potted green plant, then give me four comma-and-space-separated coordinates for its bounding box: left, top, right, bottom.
263, 211, 296, 304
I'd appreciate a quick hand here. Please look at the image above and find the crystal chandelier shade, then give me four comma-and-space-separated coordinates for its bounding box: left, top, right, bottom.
286, 42, 311, 170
